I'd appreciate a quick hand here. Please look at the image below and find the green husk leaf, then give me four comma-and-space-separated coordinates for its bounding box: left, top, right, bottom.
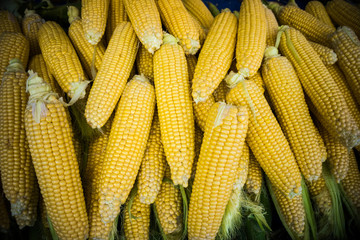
207, 2, 220, 17
152, 204, 167, 240
179, 186, 188, 240
301, 179, 317, 240
109, 214, 120, 240
338, 181, 360, 233
46, 216, 59, 240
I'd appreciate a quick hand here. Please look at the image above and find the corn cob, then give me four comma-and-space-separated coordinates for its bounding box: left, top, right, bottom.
123, 188, 151, 240
182, 0, 214, 29
188, 102, 248, 239
342, 149, 360, 209
81, 0, 110, 45
85, 22, 138, 129
186, 54, 197, 82
0, 10, 21, 34
277, 6, 335, 46
309, 41, 337, 65
0, 59, 38, 228
38, 21, 88, 102
21, 9, 43, 56
0, 32, 29, 77
251, 72, 265, 94
327, 0, 360, 37
192, 10, 237, 103
213, 80, 228, 102
157, 0, 200, 54
124, 0, 162, 54
68, 6, 105, 79
279, 26, 360, 148
106, 0, 127, 42
264, 5, 279, 47
236, 0, 266, 79
138, 113, 167, 204
153, 33, 195, 187
306, 174, 332, 215
154, 165, 183, 235
233, 143, 250, 193
24, 71, 88, 240
329, 26, 360, 106
226, 71, 302, 198
0, 184, 10, 233
191, 124, 204, 179
136, 44, 154, 81
262, 46, 325, 182
98, 75, 155, 229
305, 1, 335, 30
245, 150, 263, 196
188, 12, 207, 46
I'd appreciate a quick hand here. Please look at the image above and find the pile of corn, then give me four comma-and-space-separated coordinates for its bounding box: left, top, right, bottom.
0, 0, 360, 239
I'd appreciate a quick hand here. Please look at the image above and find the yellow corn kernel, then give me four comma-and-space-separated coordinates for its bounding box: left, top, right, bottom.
106, 0, 127, 42
262, 47, 325, 182
38, 21, 88, 101
0, 184, 10, 232
329, 26, 360, 106
342, 149, 360, 209
186, 54, 197, 82
153, 33, 195, 187
279, 27, 360, 148
226, 71, 302, 198
306, 173, 332, 215
188, 102, 249, 239
236, 0, 266, 78
188, 11, 207, 46
21, 9, 43, 56
85, 22, 139, 129
245, 150, 263, 195
309, 41, 337, 65
251, 71, 265, 94
124, 0, 162, 54
154, 166, 183, 235
0, 32, 29, 77
233, 143, 250, 193
98, 75, 155, 231
136, 44, 154, 81
138, 113, 167, 204
192, 10, 237, 102
0, 10, 21, 34
213, 80, 228, 102
191, 124, 204, 179
123, 188, 151, 240
81, 0, 110, 45
264, 5, 279, 47
278, 6, 335, 46
158, 0, 200, 54
0, 60, 38, 228
24, 71, 88, 240
182, 0, 214, 29
326, 0, 360, 37
305, 1, 335, 29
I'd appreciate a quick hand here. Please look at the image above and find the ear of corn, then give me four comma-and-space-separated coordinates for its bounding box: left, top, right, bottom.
0, 10, 21, 34
186, 54, 197, 82
188, 11, 207, 46
306, 173, 332, 216
305, 1, 335, 30
21, 9, 44, 56
309, 41, 338, 65
213, 80, 228, 102
279, 26, 360, 148
264, 5, 279, 47
341, 149, 360, 209
153, 33, 195, 187
138, 113, 167, 204
85, 22, 139, 129
181, 0, 214, 30
191, 10, 237, 103
106, 0, 127, 42
81, 0, 110, 45
0, 59, 38, 228
191, 124, 204, 180
326, 0, 360, 38
192, 95, 215, 133
226, 72, 302, 198
245, 150, 263, 196
136, 44, 154, 82
98, 75, 155, 230
24, 71, 88, 240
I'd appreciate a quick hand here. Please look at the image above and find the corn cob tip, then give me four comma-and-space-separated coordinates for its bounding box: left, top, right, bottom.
183, 38, 201, 55
213, 102, 232, 128
264, 46, 280, 59
334, 26, 360, 46
65, 79, 90, 105
225, 70, 249, 89
67, 6, 80, 24
132, 74, 151, 84
143, 34, 163, 55
268, 2, 282, 15
233, 10, 239, 19
6, 58, 25, 72
163, 32, 179, 45
24, 9, 36, 17
85, 29, 103, 45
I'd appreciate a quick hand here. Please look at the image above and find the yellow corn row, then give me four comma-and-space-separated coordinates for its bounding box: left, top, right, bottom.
193, 95, 215, 132
182, 0, 214, 29
25, 71, 88, 240
68, 7, 105, 79
38, 21, 88, 101
309, 41, 338, 65
236, 0, 266, 79
106, 0, 127, 42
0, 32, 29, 77
279, 27, 360, 148
21, 9, 43, 56
124, 0, 162, 54
262, 47, 325, 182
326, 0, 360, 37
136, 44, 154, 81
0, 60, 38, 228
245, 151, 263, 195
226, 72, 302, 198
305, 1, 335, 30
98, 75, 155, 230
264, 5, 279, 47
188, 102, 248, 239
0, 183, 10, 233
277, 6, 335, 46
138, 113, 167, 204
341, 149, 360, 209
213, 80, 228, 102
154, 165, 183, 235
85, 22, 139, 129
0, 10, 21, 34
329, 26, 360, 106
306, 174, 332, 215
188, 12, 207, 46
81, 0, 110, 45
251, 71, 265, 94
123, 188, 151, 240
192, 10, 237, 103
186, 54, 197, 82
233, 143, 250, 192
158, 0, 200, 54
153, 33, 195, 187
